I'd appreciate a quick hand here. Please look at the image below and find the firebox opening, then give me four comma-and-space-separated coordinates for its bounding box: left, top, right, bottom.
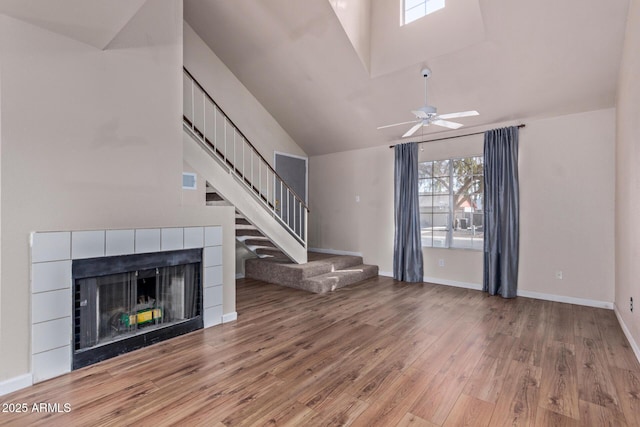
72, 249, 203, 369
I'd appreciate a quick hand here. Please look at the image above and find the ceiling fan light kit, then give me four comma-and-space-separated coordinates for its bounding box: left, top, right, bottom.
378, 67, 479, 137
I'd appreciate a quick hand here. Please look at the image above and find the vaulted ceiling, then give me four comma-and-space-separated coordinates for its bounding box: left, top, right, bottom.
0, 0, 146, 49
0, 1, 629, 156
185, 0, 630, 156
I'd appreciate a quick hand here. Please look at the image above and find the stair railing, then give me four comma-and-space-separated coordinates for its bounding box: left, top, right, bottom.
183, 67, 308, 246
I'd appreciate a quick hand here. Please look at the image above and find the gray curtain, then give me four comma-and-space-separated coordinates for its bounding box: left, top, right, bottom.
393, 142, 424, 282
483, 126, 520, 298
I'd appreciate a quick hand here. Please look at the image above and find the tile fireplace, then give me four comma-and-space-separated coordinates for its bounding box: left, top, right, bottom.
30, 226, 225, 383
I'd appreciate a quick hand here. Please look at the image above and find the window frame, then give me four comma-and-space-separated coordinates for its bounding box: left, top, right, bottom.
402, 0, 446, 26
418, 155, 484, 251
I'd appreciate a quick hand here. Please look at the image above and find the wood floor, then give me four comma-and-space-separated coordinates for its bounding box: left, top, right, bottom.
2, 276, 640, 426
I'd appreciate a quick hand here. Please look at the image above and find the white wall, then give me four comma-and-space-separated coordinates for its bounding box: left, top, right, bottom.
309, 108, 616, 305
309, 144, 394, 269
369, 0, 484, 78
615, 0, 640, 351
183, 23, 307, 166
519, 109, 615, 303
0, 33, 3, 369
0, 1, 236, 384
328, 0, 371, 71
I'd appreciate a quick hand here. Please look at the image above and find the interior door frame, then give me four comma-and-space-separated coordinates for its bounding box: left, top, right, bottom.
274, 151, 308, 204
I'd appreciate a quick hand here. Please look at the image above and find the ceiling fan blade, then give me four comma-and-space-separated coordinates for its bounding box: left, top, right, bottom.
431, 119, 464, 129
377, 119, 420, 130
437, 110, 479, 120
402, 122, 425, 138
411, 110, 429, 119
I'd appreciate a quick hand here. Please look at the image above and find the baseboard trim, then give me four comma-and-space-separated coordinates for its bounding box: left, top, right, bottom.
423, 276, 483, 291
222, 311, 237, 323
517, 289, 613, 309
419, 276, 613, 309
613, 304, 640, 365
235, 273, 245, 279
379, 270, 393, 278
0, 373, 33, 397
308, 247, 363, 257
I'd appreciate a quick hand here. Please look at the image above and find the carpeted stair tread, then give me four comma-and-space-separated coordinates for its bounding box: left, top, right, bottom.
236, 229, 264, 237
254, 247, 288, 259
245, 255, 364, 283
300, 264, 379, 293
245, 254, 378, 293
244, 238, 277, 248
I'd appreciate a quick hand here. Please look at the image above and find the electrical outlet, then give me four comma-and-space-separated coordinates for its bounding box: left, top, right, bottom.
631, 297, 634, 313
438, 259, 445, 267
555, 271, 563, 280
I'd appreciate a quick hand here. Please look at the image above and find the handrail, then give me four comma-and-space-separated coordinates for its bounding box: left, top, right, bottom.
183, 67, 308, 245
183, 67, 308, 210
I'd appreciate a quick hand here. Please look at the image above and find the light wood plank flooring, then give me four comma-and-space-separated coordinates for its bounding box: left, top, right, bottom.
2, 277, 640, 426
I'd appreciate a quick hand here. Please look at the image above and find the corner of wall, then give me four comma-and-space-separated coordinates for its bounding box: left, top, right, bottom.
614, 0, 640, 360
0, 374, 32, 397
614, 304, 640, 365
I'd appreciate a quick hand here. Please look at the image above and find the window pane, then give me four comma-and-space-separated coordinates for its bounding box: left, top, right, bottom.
405, 0, 424, 11
432, 177, 449, 194
420, 212, 433, 247
452, 158, 465, 175
425, 0, 445, 14
473, 175, 484, 194
420, 155, 482, 251
432, 213, 449, 230
452, 209, 484, 249
453, 175, 472, 193
418, 161, 433, 179
404, 0, 444, 24
433, 160, 450, 177
432, 195, 450, 211
453, 157, 481, 177
418, 178, 432, 194
453, 192, 480, 212
433, 229, 448, 248
404, 5, 426, 24
419, 195, 433, 210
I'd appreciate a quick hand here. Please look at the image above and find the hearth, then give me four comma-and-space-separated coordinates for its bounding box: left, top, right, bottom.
72, 249, 203, 369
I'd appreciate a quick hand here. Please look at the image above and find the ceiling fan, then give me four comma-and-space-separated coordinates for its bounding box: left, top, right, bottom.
378, 68, 479, 138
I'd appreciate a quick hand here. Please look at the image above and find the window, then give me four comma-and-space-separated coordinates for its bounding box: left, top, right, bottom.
403, 0, 445, 25
419, 156, 484, 250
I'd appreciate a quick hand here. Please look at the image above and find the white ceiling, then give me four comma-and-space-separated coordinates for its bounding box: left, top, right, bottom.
0, 0, 146, 49
1, 1, 628, 155
185, 0, 630, 156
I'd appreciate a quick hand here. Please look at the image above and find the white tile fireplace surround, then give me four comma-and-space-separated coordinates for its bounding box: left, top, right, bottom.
30, 226, 225, 384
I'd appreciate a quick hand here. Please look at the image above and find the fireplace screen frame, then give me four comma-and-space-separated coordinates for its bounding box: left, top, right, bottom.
72, 249, 203, 369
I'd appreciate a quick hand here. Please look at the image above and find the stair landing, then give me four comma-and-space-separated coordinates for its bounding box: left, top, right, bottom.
245, 252, 379, 294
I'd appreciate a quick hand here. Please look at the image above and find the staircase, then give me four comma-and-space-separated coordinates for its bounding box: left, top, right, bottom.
184, 67, 379, 292
235, 214, 289, 260
205, 183, 288, 260
245, 252, 379, 294
184, 67, 307, 264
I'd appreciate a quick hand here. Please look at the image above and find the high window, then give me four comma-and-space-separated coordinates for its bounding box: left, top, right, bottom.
418, 156, 484, 250
403, 0, 445, 25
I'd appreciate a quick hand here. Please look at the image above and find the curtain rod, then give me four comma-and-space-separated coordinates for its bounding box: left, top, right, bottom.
388, 124, 526, 149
